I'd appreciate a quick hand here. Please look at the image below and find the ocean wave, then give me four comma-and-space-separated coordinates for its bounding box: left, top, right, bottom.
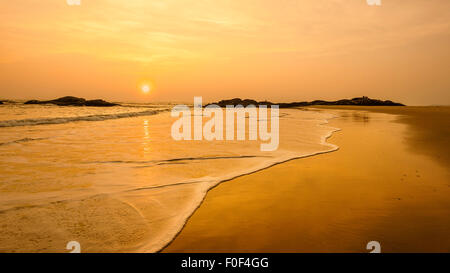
151, 117, 341, 253
0, 109, 168, 128
87, 155, 266, 165
0, 137, 48, 146
0, 109, 341, 253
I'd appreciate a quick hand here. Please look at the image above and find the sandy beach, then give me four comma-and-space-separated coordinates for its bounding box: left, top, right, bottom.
0, 105, 339, 252
2, 0, 450, 258
163, 106, 450, 253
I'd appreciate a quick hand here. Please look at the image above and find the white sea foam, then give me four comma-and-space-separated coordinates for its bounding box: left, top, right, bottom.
0, 107, 340, 252
0, 109, 166, 127
138, 115, 340, 253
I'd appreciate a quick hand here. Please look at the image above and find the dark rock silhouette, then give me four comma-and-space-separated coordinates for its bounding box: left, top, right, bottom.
207, 96, 404, 108
84, 99, 118, 107
24, 96, 118, 107
0, 101, 3, 105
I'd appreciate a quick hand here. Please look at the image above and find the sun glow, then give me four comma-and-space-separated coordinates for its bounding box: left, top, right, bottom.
141, 84, 151, 94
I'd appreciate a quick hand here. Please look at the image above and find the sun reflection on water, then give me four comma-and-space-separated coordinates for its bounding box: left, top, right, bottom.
143, 119, 151, 154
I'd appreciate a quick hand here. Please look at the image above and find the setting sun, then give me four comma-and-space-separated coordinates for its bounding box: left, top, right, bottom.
141, 84, 151, 94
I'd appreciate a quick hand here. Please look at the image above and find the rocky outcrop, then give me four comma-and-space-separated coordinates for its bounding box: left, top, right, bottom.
207, 96, 404, 108
84, 99, 118, 107
24, 96, 119, 107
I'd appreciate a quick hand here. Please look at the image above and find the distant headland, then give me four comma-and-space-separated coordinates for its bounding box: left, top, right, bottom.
15, 96, 405, 107
24, 96, 118, 107
206, 96, 404, 108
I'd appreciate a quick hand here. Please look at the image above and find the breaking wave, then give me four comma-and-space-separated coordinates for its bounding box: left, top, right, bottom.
0, 109, 168, 128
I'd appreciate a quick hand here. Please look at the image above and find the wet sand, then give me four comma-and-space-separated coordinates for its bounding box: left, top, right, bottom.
163, 106, 450, 252
315, 106, 450, 168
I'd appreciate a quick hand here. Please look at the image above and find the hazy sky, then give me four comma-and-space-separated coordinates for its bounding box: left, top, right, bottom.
1, 0, 449, 105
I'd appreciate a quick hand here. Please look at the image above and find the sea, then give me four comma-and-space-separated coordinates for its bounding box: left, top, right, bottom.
0, 101, 339, 252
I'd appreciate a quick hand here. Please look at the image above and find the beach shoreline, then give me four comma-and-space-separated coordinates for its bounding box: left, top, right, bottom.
313, 105, 450, 168
150, 115, 341, 253
163, 106, 450, 253
0, 106, 341, 253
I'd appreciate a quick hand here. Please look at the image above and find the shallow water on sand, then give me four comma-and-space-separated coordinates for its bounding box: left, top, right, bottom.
0, 104, 338, 252
163, 109, 450, 253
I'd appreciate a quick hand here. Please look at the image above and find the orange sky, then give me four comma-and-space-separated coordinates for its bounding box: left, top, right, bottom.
1, 0, 449, 105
